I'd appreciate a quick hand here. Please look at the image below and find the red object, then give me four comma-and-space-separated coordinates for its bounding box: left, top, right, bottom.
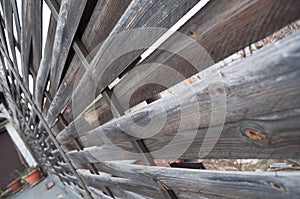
7, 179, 22, 192
22, 169, 42, 186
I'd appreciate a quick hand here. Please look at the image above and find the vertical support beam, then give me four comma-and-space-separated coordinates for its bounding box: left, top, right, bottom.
102, 89, 156, 166
102, 88, 177, 199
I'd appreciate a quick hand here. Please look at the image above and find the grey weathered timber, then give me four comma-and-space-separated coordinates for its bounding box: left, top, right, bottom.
94, 162, 300, 199
113, 0, 300, 110
35, 16, 56, 110
20, 0, 32, 89
67, 142, 140, 165
30, 0, 42, 75
0, 0, 300, 198
69, 0, 200, 121
88, 187, 114, 199
9, 0, 21, 43
2, 0, 18, 69
0, 43, 92, 198
68, 109, 300, 160
58, 31, 300, 158
43, 0, 131, 126
48, 0, 87, 94
56, 0, 300, 146
79, 170, 163, 199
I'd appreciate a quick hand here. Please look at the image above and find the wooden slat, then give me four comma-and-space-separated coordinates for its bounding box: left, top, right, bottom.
58, 30, 300, 159
30, 0, 42, 75
95, 162, 300, 199
113, 0, 300, 110
68, 0, 200, 122
148, 109, 300, 159
9, 0, 21, 43
48, 0, 87, 94
67, 142, 140, 166
34, 15, 56, 110
88, 187, 114, 199
57, 0, 300, 146
0, 43, 92, 197
77, 109, 300, 160
44, 0, 131, 126
2, 0, 18, 68
79, 170, 162, 198
21, 0, 32, 89
57, 96, 112, 144
80, 0, 132, 53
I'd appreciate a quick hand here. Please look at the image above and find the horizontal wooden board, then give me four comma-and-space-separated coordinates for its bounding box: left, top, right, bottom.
79, 109, 300, 159
113, 0, 300, 111
96, 162, 300, 199
58, 31, 300, 160
44, 0, 131, 125
69, 0, 200, 121
79, 170, 162, 198
56, 0, 300, 147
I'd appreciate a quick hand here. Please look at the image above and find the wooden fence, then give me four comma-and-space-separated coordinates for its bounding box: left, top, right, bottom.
0, 0, 299, 198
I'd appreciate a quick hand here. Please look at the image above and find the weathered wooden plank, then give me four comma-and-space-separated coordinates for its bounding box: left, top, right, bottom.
57, 96, 112, 144
67, 142, 140, 166
58, 31, 300, 154
21, 0, 32, 89
44, 0, 131, 126
57, 0, 300, 146
0, 24, 17, 102
54, 0, 203, 140
35, 16, 56, 110
0, 45, 92, 198
88, 187, 114, 199
97, 162, 300, 199
77, 109, 300, 160
80, 0, 132, 53
150, 109, 300, 159
49, 0, 87, 94
196, 0, 300, 62
69, 0, 200, 122
79, 170, 162, 198
2, 0, 18, 68
174, 191, 222, 199
30, 0, 42, 75
0, 54, 18, 123
9, 0, 21, 42
113, 0, 300, 110
0, 1, 22, 106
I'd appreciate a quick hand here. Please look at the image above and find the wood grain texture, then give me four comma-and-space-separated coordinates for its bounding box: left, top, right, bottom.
44, 0, 131, 127
57, 0, 300, 147
48, 0, 87, 94
69, 0, 200, 122
35, 16, 56, 110
30, 0, 42, 74
113, 0, 300, 111
58, 31, 300, 160
98, 162, 300, 199
79, 170, 162, 198
20, 0, 32, 89
1, 1, 300, 198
